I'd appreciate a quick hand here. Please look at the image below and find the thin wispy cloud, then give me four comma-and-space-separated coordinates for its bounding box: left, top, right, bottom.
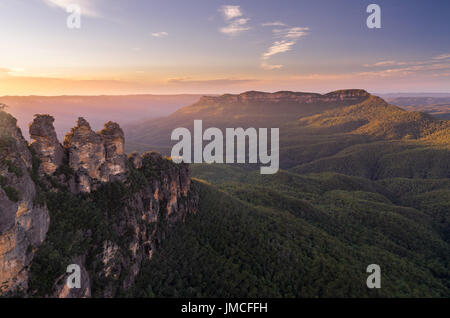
261, 21, 286, 27
261, 26, 308, 70
360, 55, 450, 78
364, 60, 408, 67
260, 63, 283, 70
0, 67, 13, 78
42, 0, 101, 17
433, 54, 450, 60
168, 77, 257, 86
273, 27, 309, 39
0, 67, 26, 77
290, 58, 450, 83
219, 5, 243, 20
262, 40, 296, 60
363, 55, 450, 74
219, 5, 250, 36
220, 18, 250, 36
216, 6, 307, 67
152, 31, 168, 38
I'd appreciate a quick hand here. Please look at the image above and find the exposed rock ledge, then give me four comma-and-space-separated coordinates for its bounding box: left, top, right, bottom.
1, 111, 198, 297
0, 111, 49, 294
31, 115, 128, 193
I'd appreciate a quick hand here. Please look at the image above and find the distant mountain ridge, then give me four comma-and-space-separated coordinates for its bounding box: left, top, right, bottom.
298, 95, 450, 142
383, 96, 450, 120
169, 91, 450, 297
124, 89, 373, 151
380, 93, 450, 98
0, 94, 204, 140
191, 89, 370, 106
2, 91, 449, 298
170, 89, 370, 119
386, 97, 450, 106
125, 90, 449, 169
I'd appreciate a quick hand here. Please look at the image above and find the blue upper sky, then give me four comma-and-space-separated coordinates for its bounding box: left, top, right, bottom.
0, 0, 449, 95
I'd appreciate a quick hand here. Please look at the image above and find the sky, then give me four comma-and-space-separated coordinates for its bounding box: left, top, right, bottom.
0, 0, 449, 95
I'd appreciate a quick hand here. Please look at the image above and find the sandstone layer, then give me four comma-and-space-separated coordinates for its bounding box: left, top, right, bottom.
0, 111, 49, 294
1, 111, 197, 297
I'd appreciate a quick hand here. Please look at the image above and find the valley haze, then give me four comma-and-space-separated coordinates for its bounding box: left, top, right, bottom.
1, 0, 450, 302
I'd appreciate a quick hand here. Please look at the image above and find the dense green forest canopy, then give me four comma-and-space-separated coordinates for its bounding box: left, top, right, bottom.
24, 90, 450, 297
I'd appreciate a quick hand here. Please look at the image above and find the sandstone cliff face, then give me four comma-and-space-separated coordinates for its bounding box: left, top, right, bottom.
74, 152, 197, 298
45, 151, 196, 298
197, 89, 370, 106
28, 115, 128, 193
1, 111, 198, 298
63, 118, 127, 193
0, 111, 49, 294
64, 117, 105, 193
99, 121, 127, 180
29, 115, 64, 176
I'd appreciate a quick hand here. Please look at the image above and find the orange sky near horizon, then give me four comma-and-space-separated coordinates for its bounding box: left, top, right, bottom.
1, 70, 449, 96
1, 1, 449, 96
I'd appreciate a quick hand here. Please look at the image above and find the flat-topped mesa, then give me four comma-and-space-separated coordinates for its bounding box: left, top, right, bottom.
29, 114, 64, 175
197, 89, 371, 105
325, 89, 371, 100
63, 118, 127, 193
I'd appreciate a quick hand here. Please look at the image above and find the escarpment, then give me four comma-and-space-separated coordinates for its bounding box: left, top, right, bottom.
0, 110, 198, 297
0, 111, 50, 295
29, 115, 64, 176
42, 150, 197, 298
195, 89, 370, 106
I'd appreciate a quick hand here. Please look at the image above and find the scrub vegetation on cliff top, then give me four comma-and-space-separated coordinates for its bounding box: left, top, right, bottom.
29, 153, 193, 297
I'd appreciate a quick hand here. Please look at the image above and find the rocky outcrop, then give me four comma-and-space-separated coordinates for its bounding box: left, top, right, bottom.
197, 89, 370, 106
29, 115, 64, 176
32, 151, 197, 298
63, 118, 106, 193
1, 111, 198, 298
99, 121, 127, 180
63, 118, 127, 193
0, 111, 49, 294
29, 115, 128, 193
325, 89, 371, 101
89, 152, 197, 297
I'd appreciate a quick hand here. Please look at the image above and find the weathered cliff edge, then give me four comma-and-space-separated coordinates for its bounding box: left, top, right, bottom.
0, 111, 198, 297
0, 111, 49, 294
196, 89, 370, 105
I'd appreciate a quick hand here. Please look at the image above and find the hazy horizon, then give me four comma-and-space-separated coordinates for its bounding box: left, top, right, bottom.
2, 90, 450, 98
1, 94, 204, 140
1, 0, 449, 95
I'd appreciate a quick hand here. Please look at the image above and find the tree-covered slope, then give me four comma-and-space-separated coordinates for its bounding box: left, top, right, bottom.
291, 141, 450, 179
130, 179, 450, 297
125, 90, 449, 178
124, 89, 371, 153
297, 95, 450, 141
124, 90, 450, 297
